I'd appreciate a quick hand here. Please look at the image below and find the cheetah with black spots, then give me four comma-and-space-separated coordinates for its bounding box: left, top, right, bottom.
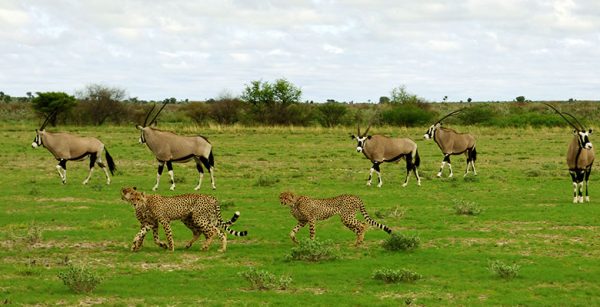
279, 191, 392, 246
121, 187, 247, 252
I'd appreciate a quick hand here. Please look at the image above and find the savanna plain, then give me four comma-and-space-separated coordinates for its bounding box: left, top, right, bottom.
1, 123, 599, 306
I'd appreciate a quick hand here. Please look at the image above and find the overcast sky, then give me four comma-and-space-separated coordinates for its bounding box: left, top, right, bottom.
1, 0, 599, 102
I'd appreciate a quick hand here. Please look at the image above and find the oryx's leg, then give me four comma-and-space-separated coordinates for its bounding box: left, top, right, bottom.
83, 153, 97, 185
290, 221, 307, 244
153, 161, 165, 191
200, 156, 216, 190
438, 155, 451, 177
570, 171, 578, 203
585, 168, 592, 202
167, 161, 175, 191
403, 155, 412, 187
56, 159, 67, 184
413, 166, 421, 186
194, 157, 205, 191
577, 171, 585, 203
95, 150, 111, 184
373, 162, 383, 187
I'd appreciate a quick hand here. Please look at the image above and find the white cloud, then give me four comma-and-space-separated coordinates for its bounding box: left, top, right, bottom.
1, 0, 600, 101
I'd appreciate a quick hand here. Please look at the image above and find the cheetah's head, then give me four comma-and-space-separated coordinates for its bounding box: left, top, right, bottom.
279, 191, 298, 207
121, 187, 147, 206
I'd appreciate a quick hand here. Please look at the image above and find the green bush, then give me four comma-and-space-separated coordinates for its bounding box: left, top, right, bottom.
57, 264, 102, 293
453, 199, 482, 216
489, 260, 520, 280
381, 104, 435, 127
382, 233, 420, 251
286, 239, 339, 262
254, 175, 280, 187
239, 267, 292, 290
318, 102, 348, 127
372, 268, 422, 283
456, 105, 497, 125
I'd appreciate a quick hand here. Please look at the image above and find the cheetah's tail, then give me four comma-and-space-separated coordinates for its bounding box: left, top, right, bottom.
360, 206, 392, 234
220, 211, 248, 236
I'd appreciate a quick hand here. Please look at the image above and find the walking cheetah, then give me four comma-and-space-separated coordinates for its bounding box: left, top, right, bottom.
121, 187, 247, 252
279, 191, 392, 246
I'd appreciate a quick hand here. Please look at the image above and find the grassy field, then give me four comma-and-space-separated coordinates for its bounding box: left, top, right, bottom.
1, 123, 599, 306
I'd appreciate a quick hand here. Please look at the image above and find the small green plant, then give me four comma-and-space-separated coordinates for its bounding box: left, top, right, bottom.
453, 199, 482, 216
382, 233, 420, 251
25, 222, 43, 245
220, 200, 235, 210
57, 264, 102, 293
374, 206, 405, 220
254, 175, 280, 187
489, 260, 520, 280
239, 267, 292, 290
286, 239, 339, 262
372, 268, 422, 283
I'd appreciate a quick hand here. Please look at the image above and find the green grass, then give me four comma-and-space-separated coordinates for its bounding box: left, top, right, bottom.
1, 123, 599, 305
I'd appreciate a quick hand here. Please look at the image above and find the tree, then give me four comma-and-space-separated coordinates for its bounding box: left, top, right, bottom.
76, 84, 126, 125
241, 78, 302, 124
318, 102, 348, 127
31, 92, 77, 126
467, 97, 472, 103
379, 96, 390, 104
389, 85, 420, 104
515, 96, 526, 102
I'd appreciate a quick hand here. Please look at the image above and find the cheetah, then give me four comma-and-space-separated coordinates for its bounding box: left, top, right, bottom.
279, 191, 392, 246
121, 187, 247, 252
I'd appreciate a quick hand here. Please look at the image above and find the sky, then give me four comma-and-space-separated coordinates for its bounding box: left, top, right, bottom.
1, 0, 600, 102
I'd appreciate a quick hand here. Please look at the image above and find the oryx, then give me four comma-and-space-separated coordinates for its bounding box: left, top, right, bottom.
424, 109, 477, 178
31, 112, 116, 185
137, 102, 215, 191
544, 103, 594, 203
351, 125, 421, 188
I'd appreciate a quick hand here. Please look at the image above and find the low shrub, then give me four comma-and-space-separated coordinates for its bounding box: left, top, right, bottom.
372, 268, 422, 283
382, 233, 420, 251
453, 199, 482, 216
254, 175, 280, 187
239, 267, 292, 290
57, 264, 102, 293
286, 239, 339, 262
489, 260, 520, 280
381, 104, 435, 127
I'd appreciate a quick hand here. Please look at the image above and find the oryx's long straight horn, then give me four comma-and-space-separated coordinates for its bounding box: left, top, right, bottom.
148, 101, 168, 126
435, 108, 464, 124
142, 104, 156, 127
543, 103, 580, 130
40, 110, 58, 130
563, 112, 585, 130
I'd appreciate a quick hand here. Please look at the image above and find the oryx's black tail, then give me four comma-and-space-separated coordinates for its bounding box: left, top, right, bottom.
105, 148, 116, 175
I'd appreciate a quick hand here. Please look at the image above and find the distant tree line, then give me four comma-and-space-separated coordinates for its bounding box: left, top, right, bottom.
2, 81, 598, 128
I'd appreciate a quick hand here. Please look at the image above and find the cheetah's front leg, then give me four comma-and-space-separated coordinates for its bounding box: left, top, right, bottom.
151, 224, 169, 249
160, 220, 175, 251
290, 221, 307, 244
132, 225, 152, 251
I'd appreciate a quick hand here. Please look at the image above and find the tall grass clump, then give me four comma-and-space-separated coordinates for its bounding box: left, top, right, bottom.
489, 260, 520, 280
372, 268, 422, 284
254, 175, 280, 187
57, 264, 102, 293
453, 199, 482, 216
382, 233, 420, 251
239, 267, 292, 290
286, 239, 339, 262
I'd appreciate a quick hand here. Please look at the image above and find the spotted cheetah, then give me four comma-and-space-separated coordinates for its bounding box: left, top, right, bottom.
279, 191, 392, 246
121, 187, 247, 252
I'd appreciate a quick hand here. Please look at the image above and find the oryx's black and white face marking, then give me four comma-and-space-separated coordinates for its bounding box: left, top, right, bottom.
351, 135, 370, 153
32, 130, 42, 148
575, 129, 593, 149
136, 125, 147, 144
424, 123, 440, 140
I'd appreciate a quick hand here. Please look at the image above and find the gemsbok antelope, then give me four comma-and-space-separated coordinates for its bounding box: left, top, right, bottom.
351, 125, 421, 188
544, 103, 595, 203
137, 102, 215, 191
424, 109, 477, 178
31, 112, 116, 184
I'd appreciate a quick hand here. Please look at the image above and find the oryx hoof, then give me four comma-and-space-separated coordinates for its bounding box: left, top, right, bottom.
402, 183, 408, 187
82, 181, 88, 185
377, 183, 382, 188
448, 173, 454, 178
573, 197, 578, 204
366, 182, 372, 187
586, 196, 590, 202
152, 186, 158, 191
211, 185, 216, 190
169, 185, 176, 191
436, 173, 442, 178
218, 248, 226, 253
417, 181, 421, 186
194, 186, 201, 191
578, 196, 584, 203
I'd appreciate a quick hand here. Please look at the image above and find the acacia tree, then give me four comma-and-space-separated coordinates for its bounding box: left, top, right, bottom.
31, 92, 77, 126
241, 78, 302, 124
76, 84, 126, 125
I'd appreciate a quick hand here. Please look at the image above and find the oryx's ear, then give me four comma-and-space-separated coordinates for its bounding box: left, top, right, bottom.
136, 125, 143, 130
589, 129, 593, 134
350, 134, 356, 139
367, 135, 372, 139
573, 129, 578, 135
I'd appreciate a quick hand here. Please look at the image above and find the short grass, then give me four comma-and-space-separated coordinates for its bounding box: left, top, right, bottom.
1, 123, 599, 305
